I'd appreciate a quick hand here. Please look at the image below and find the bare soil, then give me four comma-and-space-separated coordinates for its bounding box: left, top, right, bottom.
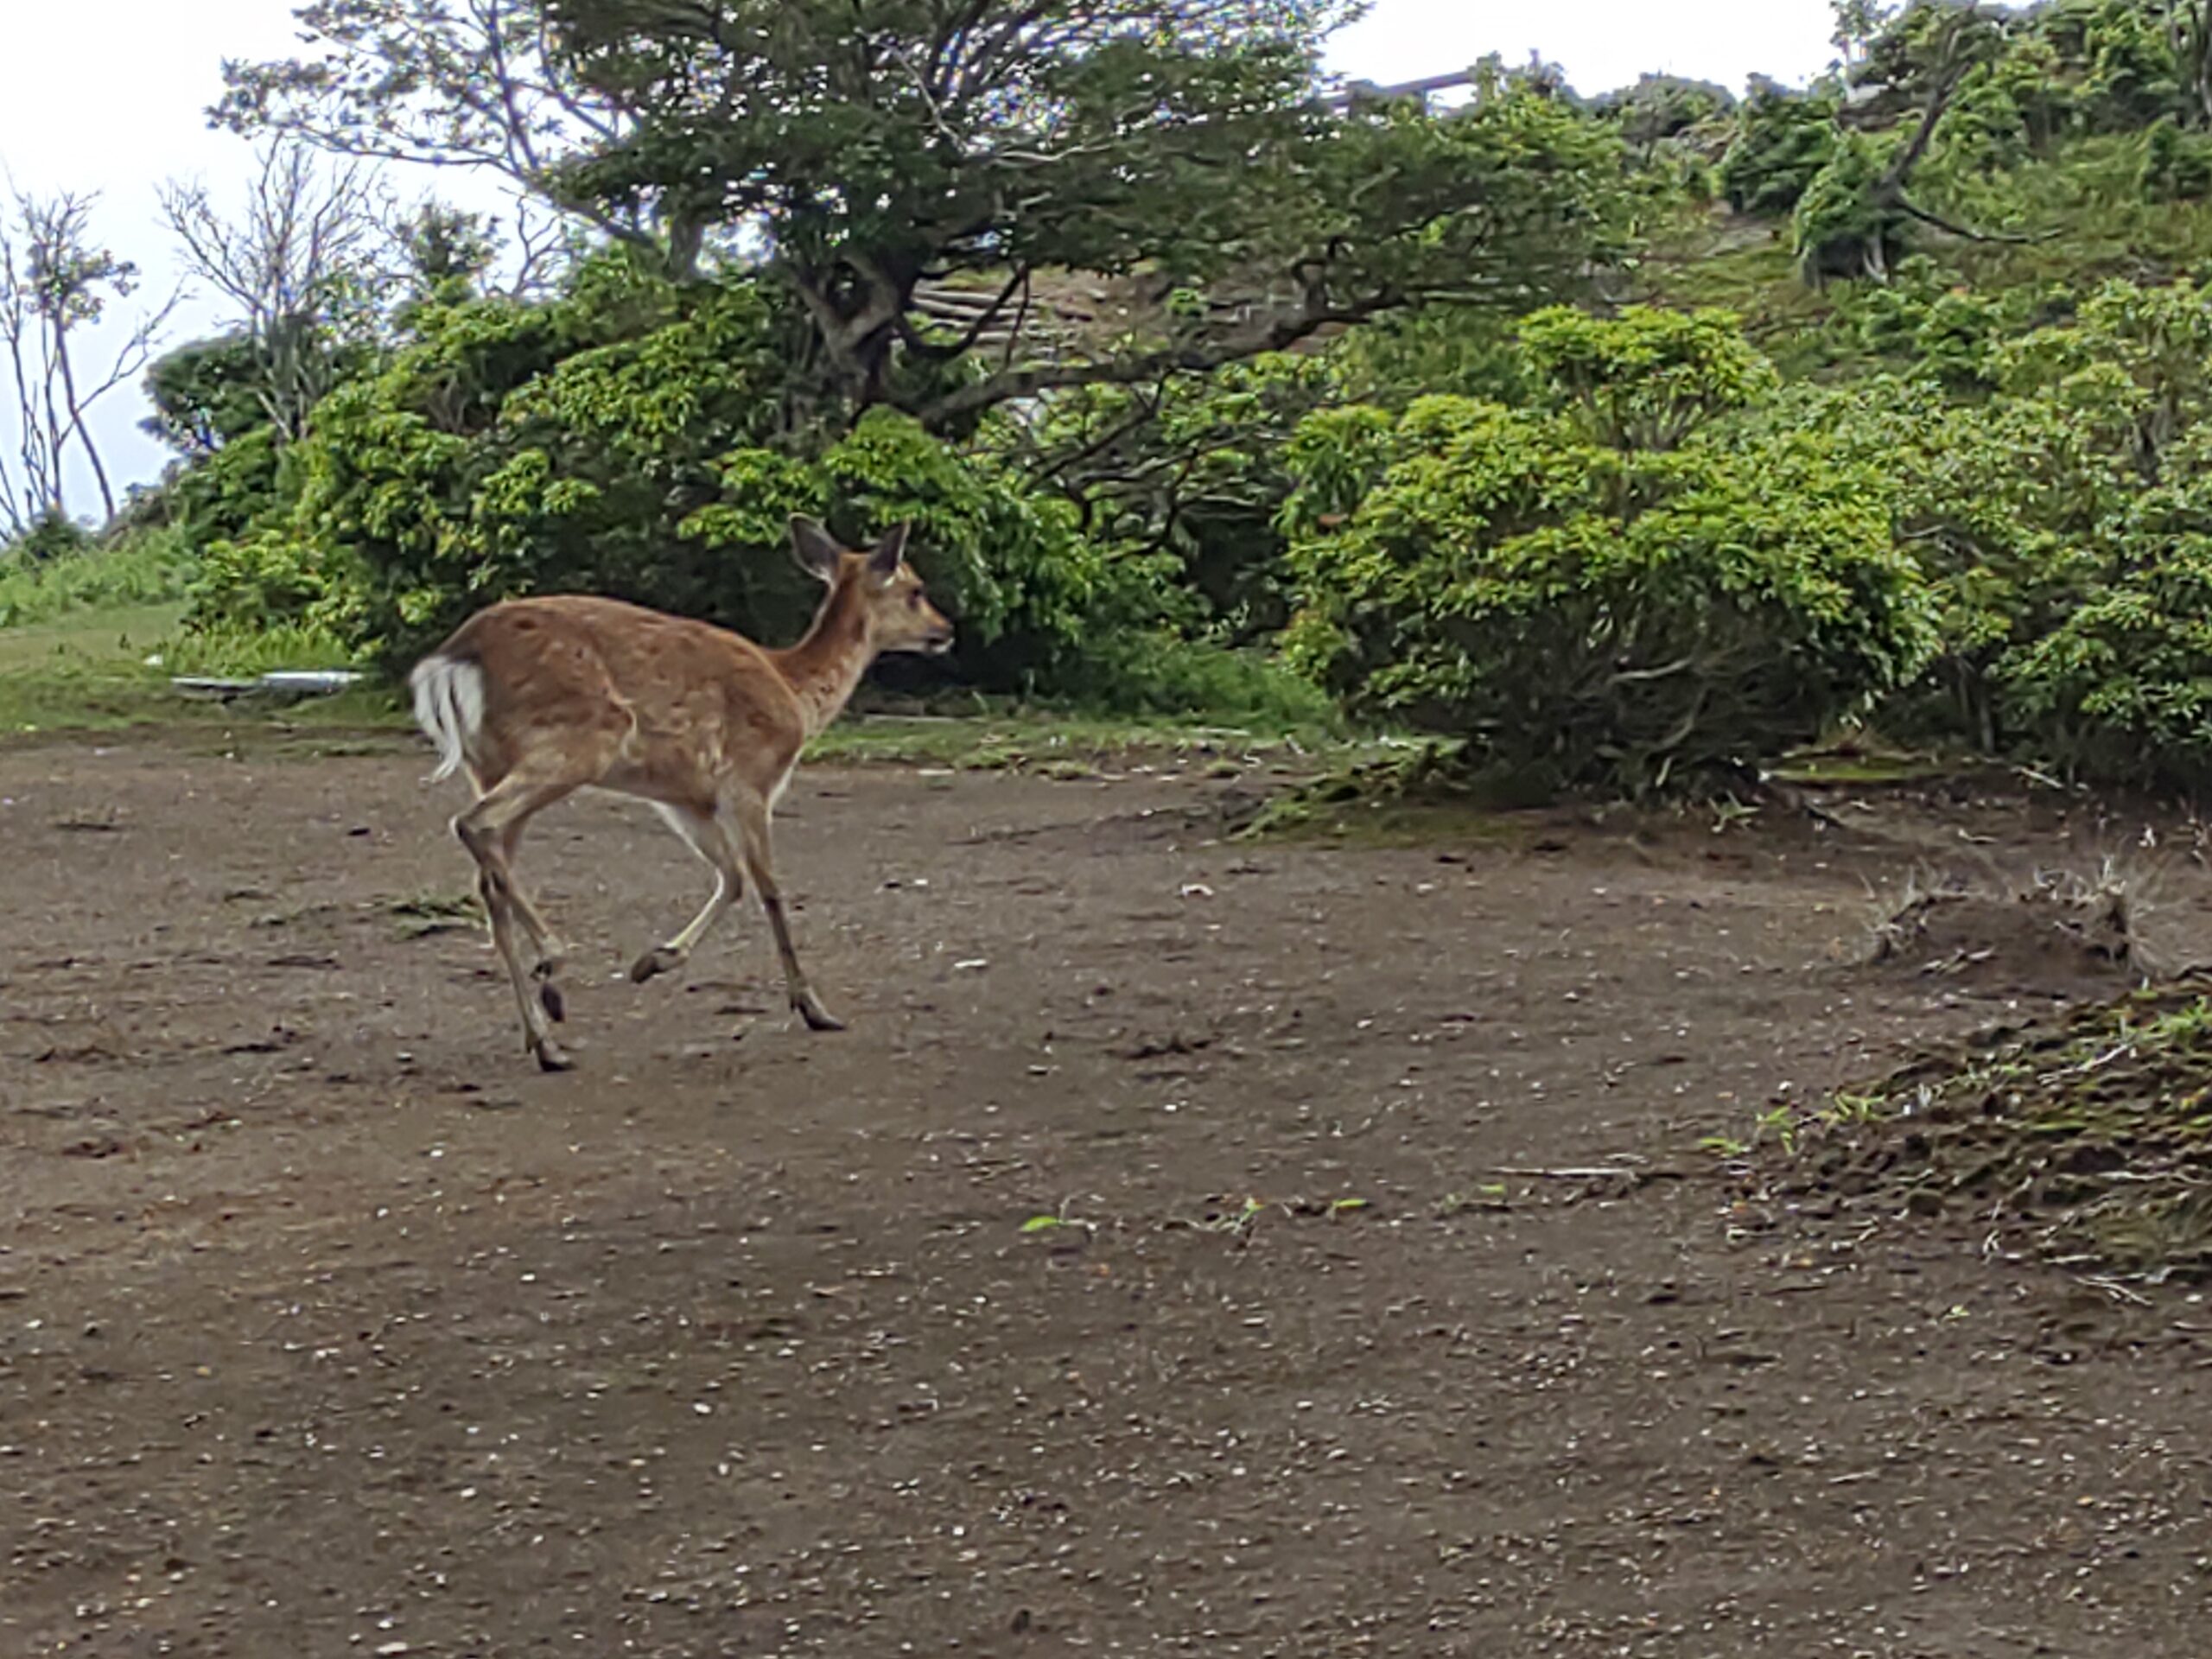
5, 737, 2212, 1658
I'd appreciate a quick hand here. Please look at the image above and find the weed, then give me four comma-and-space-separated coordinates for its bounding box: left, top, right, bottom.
386, 888, 481, 938
1019, 1198, 1096, 1236
1436, 1185, 1510, 1216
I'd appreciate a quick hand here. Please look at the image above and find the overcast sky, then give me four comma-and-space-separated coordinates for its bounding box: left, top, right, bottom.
0, 0, 1839, 521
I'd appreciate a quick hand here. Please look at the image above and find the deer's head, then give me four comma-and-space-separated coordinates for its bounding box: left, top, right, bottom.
790, 515, 955, 657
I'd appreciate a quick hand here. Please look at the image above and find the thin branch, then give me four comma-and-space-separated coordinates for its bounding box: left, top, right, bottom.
917, 288, 1401, 429
1894, 195, 2056, 245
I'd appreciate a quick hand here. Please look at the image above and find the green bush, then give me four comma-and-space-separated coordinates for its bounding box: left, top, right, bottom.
1738, 377, 2121, 750
1282, 391, 1936, 798
2141, 117, 2212, 200
1281, 317, 1940, 796
188, 264, 1165, 695
692, 410, 1147, 696
165, 426, 291, 544
2004, 441, 2212, 791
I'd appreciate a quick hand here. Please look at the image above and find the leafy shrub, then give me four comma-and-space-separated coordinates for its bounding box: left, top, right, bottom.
1005, 353, 1346, 644
1795, 130, 1909, 284
188, 527, 362, 637
2004, 441, 2212, 791
1745, 378, 2120, 749
164, 427, 291, 544
1516, 304, 1777, 448
691, 410, 1144, 696
1282, 391, 1937, 798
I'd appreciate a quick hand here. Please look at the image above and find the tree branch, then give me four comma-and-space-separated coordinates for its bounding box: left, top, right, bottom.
915, 288, 1399, 429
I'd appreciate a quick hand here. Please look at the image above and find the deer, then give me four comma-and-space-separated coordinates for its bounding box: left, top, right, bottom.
406, 515, 955, 1071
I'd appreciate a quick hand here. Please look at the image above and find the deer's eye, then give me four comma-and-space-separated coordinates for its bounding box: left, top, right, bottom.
906, 592, 922, 609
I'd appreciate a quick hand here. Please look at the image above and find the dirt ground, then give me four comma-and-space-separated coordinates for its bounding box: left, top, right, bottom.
5, 733, 2212, 1658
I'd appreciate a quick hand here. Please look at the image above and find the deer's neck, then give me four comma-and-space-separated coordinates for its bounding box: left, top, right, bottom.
771, 585, 876, 740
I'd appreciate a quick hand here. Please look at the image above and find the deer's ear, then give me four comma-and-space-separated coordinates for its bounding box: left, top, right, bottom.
866, 522, 910, 584
788, 514, 843, 583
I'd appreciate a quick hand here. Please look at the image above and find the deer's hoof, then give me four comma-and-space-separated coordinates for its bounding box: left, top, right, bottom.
630, 945, 684, 984
535, 1038, 575, 1073
795, 993, 846, 1033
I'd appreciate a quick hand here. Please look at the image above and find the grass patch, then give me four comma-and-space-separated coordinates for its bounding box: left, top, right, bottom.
0, 592, 385, 741
159, 619, 359, 677
0, 593, 1366, 773
810, 704, 1363, 774
385, 887, 482, 938
0, 530, 194, 628
0, 602, 188, 734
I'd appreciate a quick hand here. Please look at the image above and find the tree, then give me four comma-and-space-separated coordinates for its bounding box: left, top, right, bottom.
0, 192, 176, 531
1794, 1, 2039, 283
158, 142, 397, 443
219, 3, 1631, 429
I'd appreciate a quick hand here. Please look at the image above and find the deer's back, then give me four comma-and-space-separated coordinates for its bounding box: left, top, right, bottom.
435, 595, 804, 797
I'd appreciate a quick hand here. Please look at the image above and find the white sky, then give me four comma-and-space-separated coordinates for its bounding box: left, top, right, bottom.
0, 0, 1839, 519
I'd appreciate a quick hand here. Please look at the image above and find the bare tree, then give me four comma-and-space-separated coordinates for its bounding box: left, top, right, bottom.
159, 142, 397, 443
211, 0, 680, 268
0, 191, 177, 534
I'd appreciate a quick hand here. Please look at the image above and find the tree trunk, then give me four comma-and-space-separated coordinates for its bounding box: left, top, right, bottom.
54, 336, 117, 521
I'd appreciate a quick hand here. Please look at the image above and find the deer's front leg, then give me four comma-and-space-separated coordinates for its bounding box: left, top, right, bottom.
632, 804, 743, 984
732, 792, 842, 1033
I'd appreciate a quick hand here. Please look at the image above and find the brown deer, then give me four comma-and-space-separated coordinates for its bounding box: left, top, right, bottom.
407, 516, 954, 1071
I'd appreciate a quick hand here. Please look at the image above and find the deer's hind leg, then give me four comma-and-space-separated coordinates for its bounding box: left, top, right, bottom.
454, 752, 602, 1071
454, 763, 568, 1007
496, 823, 574, 1023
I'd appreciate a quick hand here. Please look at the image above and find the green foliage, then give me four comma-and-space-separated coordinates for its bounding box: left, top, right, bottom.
1003, 353, 1346, 642
224, 5, 1632, 425
0, 530, 194, 627
121, 0, 2212, 802
1516, 304, 1777, 448
2142, 117, 2212, 200
2005, 431, 2212, 791
1595, 74, 1738, 157
143, 334, 270, 457
159, 615, 359, 676
3, 512, 97, 567
1281, 316, 1938, 797
163, 427, 292, 545
190, 264, 1146, 694
1794, 130, 1908, 284
1718, 79, 1839, 215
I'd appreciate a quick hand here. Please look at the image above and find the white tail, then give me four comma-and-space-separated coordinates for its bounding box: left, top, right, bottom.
408, 654, 486, 784
408, 515, 953, 1072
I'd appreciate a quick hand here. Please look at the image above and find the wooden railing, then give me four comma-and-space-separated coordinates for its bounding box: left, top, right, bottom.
1323, 67, 1487, 109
